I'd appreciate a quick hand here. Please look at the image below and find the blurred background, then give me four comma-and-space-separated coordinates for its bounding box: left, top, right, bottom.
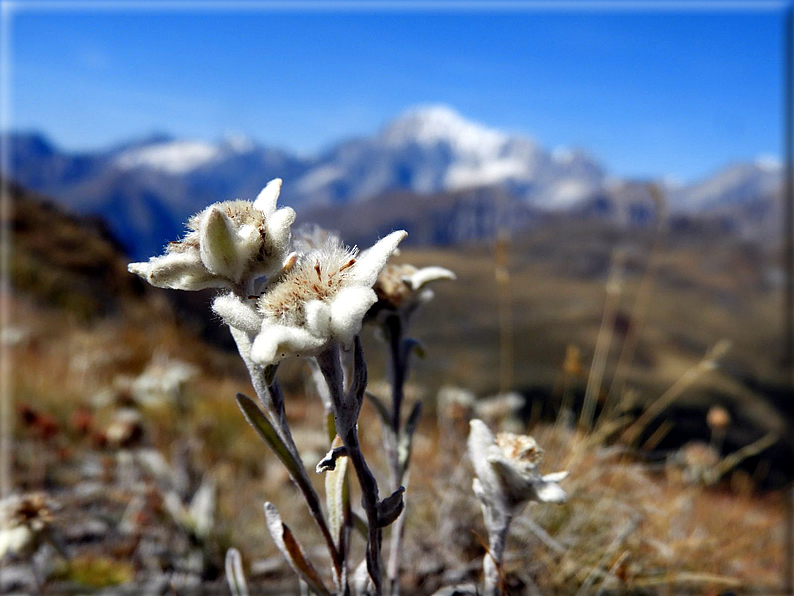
3, 4, 792, 595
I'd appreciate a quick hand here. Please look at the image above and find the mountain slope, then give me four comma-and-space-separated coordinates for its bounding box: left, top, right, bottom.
290, 105, 606, 208
6, 106, 783, 259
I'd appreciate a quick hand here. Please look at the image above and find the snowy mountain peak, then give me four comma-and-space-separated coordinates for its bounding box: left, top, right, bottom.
115, 140, 222, 175
754, 155, 782, 172
381, 104, 509, 156
221, 132, 255, 154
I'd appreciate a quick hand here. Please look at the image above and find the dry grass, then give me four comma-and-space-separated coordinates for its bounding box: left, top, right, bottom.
5, 190, 789, 593
7, 285, 789, 594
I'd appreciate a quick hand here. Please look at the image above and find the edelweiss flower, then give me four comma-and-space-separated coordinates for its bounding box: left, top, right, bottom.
128, 179, 295, 290
368, 263, 455, 321
0, 493, 53, 560
468, 419, 567, 515
212, 231, 407, 366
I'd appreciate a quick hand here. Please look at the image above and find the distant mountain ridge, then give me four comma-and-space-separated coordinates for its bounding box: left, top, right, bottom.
7, 105, 782, 258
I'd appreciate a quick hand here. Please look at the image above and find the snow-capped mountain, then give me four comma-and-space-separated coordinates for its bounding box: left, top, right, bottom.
113, 134, 259, 175
666, 159, 782, 212
6, 105, 783, 258
291, 105, 606, 208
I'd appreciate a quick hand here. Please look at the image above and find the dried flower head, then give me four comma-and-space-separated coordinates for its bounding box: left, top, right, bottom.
216, 231, 407, 366
706, 405, 731, 431
368, 263, 455, 321
562, 344, 584, 377
468, 419, 567, 515
128, 179, 296, 290
495, 432, 544, 465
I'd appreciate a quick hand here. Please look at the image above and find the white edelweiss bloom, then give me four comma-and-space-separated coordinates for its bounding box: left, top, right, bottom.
249, 230, 407, 366
468, 419, 568, 515
128, 178, 296, 291
369, 263, 455, 321
0, 493, 53, 560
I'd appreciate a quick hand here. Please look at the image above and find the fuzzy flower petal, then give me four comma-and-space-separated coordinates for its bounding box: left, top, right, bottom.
212, 293, 263, 336
265, 206, 297, 255
129, 251, 226, 291
329, 286, 378, 346
535, 477, 568, 503
251, 323, 327, 363
253, 178, 283, 215
406, 266, 456, 291
350, 231, 408, 287
305, 300, 332, 337
199, 206, 248, 282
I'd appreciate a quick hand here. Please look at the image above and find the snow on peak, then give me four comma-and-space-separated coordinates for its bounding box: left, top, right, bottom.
115, 140, 221, 174
221, 133, 255, 154
552, 146, 575, 165
755, 154, 782, 172
381, 104, 509, 156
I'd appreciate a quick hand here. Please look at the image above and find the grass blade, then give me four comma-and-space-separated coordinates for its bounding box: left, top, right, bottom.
264, 502, 331, 596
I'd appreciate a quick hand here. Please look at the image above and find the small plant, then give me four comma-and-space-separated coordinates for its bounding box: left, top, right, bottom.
467, 419, 568, 596
128, 178, 457, 595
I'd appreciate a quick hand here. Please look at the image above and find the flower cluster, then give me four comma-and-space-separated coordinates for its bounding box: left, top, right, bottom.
128, 179, 295, 291
468, 419, 567, 515
129, 178, 408, 368
213, 231, 406, 366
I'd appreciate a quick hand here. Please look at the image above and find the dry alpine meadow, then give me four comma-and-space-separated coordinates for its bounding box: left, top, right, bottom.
2, 179, 790, 595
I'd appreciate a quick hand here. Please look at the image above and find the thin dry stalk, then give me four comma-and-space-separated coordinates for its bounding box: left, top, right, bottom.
495, 229, 513, 394
595, 550, 629, 596
641, 419, 674, 452
632, 572, 742, 589
605, 183, 668, 412
574, 514, 638, 596
621, 340, 731, 446
580, 250, 624, 430
708, 432, 778, 485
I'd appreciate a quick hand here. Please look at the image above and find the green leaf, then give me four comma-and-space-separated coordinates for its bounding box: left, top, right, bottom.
225, 548, 249, 596
324, 436, 349, 549
236, 393, 305, 484
264, 503, 331, 596
325, 411, 336, 444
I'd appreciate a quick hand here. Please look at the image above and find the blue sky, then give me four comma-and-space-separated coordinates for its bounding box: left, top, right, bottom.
8, 3, 788, 182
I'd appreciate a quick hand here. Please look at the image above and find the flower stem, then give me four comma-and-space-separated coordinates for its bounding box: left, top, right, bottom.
231, 328, 344, 590
482, 506, 512, 596
317, 342, 383, 595
383, 314, 407, 595
385, 315, 406, 439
